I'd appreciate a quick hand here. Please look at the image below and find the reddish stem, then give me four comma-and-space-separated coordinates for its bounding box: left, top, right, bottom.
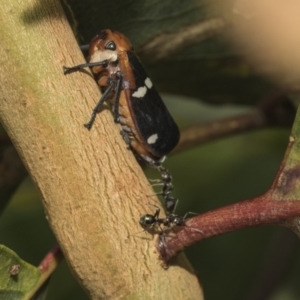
25, 245, 64, 299
38, 244, 63, 272
158, 194, 300, 263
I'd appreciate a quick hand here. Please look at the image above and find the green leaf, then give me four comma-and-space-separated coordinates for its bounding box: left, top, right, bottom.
0, 245, 41, 300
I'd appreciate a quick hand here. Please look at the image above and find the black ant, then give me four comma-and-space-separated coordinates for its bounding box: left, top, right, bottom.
139, 206, 186, 234
149, 165, 178, 214
136, 206, 201, 240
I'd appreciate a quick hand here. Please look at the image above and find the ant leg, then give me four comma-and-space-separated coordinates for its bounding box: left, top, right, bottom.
182, 212, 198, 219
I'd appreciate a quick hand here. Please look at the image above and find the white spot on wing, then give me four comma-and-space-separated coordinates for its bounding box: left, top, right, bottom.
132, 86, 147, 98
147, 134, 158, 145
145, 78, 153, 89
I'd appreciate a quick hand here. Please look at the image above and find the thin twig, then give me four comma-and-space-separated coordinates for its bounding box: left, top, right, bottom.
174, 110, 265, 153
174, 92, 295, 154
139, 19, 225, 62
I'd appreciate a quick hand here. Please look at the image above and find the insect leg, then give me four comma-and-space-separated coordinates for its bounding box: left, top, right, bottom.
80, 44, 89, 52
120, 130, 131, 148
63, 60, 109, 74
84, 79, 117, 130
182, 211, 198, 219
149, 181, 164, 188
112, 72, 123, 123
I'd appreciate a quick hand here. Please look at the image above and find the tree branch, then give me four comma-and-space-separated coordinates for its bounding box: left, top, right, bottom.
158, 194, 300, 263
0, 1, 202, 299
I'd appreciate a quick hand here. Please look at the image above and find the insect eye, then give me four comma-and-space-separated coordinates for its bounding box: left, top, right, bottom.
105, 41, 116, 51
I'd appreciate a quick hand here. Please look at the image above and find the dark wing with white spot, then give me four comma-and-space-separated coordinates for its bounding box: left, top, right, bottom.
126, 51, 180, 157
